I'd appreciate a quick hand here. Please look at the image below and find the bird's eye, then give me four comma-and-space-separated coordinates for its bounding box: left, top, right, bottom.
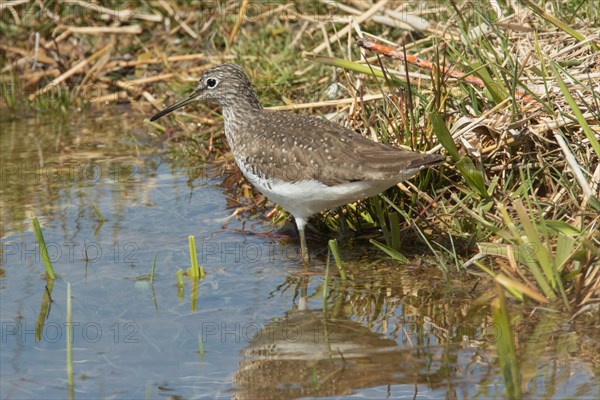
206, 78, 218, 88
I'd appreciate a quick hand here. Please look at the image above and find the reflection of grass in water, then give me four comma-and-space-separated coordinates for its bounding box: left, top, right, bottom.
1, 114, 159, 235
492, 284, 521, 399
189, 276, 200, 313
1, 77, 18, 110
66, 283, 73, 400
176, 269, 184, 287
249, 264, 496, 397
279, 259, 599, 397
35, 279, 54, 341
328, 239, 346, 281
322, 247, 330, 312
198, 334, 205, 356
280, 258, 491, 343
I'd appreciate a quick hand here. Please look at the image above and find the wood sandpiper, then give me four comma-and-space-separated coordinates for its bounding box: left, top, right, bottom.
150, 63, 443, 264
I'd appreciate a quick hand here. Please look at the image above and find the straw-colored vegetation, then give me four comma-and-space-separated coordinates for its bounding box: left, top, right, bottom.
2, 2, 599, 390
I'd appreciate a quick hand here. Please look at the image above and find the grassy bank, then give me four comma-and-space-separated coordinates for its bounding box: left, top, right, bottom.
1, 0, 598, 343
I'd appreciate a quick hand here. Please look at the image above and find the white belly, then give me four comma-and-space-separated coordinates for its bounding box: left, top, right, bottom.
238, 161, 400, 220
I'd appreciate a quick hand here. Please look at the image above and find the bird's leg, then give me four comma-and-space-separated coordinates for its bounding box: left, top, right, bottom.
295, 218, 310, 264
299, 228, 310, 265
337, 206, 348, 240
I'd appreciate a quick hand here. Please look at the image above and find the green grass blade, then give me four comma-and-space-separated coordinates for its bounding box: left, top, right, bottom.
369, 239, 409, 262
91, 204, 105, 222
430, 110, 460, 161
496, 204, 555, 300
555, 234, 577, 272
474, 259, 523, 300
328, 239, 347, 281
551, 63, 600, 158
389, 212, 401, 251
188, 236, 199, 278
520, 0, 587, 42
514, 200, 556, 291
150, 253, 157, 284
467, 61, 507, 104
308, 55, 404, 86
32, 217, 56, 279
456, 156, 488, 198
372, 198, 392, 245
492, 285, 521, 400
188, 236, 204, 279
495, 274, 549, 304
535, 220, 581, 236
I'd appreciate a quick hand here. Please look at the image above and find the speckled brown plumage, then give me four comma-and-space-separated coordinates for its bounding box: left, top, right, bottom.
151, 63, 444, 263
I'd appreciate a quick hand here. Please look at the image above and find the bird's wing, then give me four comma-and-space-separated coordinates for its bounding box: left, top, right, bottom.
242, 110, 442, 186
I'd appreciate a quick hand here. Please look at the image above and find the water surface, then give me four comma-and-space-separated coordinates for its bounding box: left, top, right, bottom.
0, 109, 598, 399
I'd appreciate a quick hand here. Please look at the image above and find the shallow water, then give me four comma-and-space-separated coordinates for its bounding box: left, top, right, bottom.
0, 109, 598, 399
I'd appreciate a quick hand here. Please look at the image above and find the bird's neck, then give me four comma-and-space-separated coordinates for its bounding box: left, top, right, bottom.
220, 87, 262, 124
219, 83, 262, 111
219, 84, 262, 155
222, 101, 262, 156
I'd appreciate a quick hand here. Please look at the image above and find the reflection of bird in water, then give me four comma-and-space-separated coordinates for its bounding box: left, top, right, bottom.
232, 309, 426, 400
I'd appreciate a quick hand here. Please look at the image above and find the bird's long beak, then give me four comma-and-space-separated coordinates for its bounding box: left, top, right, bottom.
150, 92, 200, 121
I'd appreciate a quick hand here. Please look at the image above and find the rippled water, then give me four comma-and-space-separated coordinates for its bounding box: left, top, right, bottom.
1, 109, 598, 399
